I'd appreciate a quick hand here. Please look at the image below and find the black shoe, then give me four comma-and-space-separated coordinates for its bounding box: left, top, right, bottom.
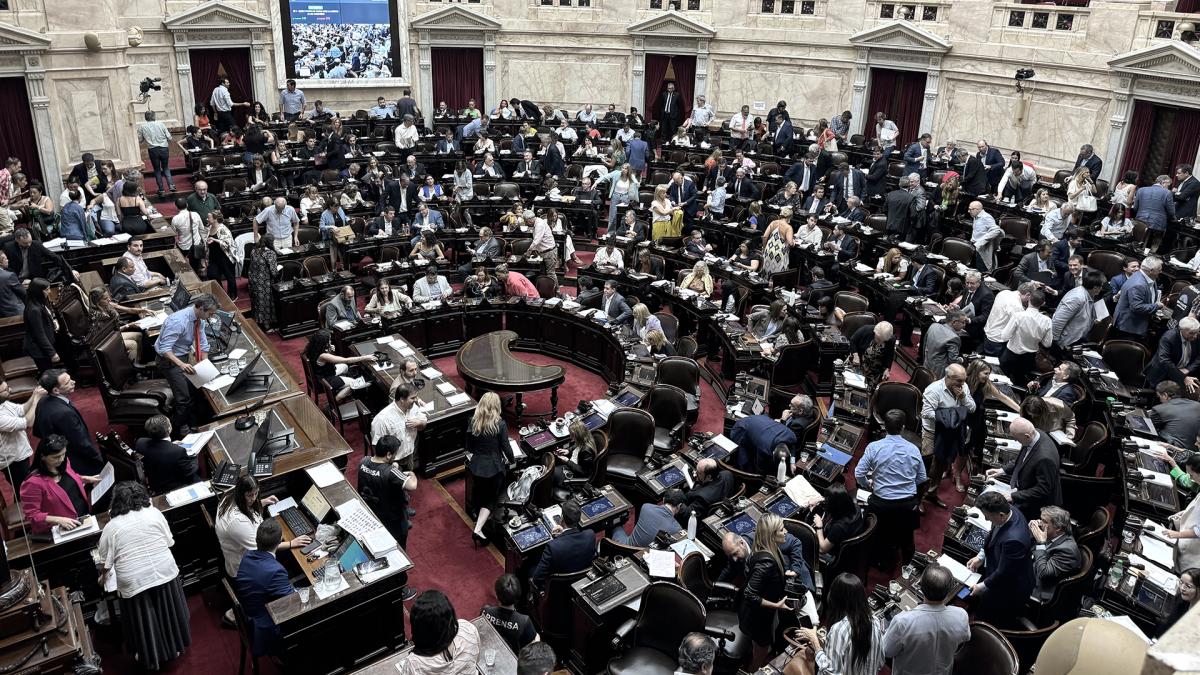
926, 495, 948, 509
472, 531, 488, 547
401, 587, 418, 601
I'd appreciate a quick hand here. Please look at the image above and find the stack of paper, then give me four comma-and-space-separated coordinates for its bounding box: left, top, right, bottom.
784, 474, 824, 508
179, 430, 215, 457
134, 313, 168, 330
421, 367, 442, 380
645, 549, 676, 578
52, 515, 100, 544
165, 482, 215, 507
937, 554, 981, 586
446, 392, 472, 407
183, 359, 221, 387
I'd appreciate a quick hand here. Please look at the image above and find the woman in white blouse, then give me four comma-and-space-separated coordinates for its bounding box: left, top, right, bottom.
365, 278, 415, 315
798, 215, 824, 248
472, 133, 495, 155
97, 482, 191, 670
299, 185, 324, 223
1026, 188, 1059, 212
1098, 203, 1134, 237
1065, 167, 1095, 210
215, 475, 309, 581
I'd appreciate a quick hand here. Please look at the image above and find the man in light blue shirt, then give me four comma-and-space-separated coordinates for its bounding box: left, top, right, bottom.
58, 195, 87, 241
369, 96, 395, 119
278, 79, 306, 121
614, 489, 684, 547
319, 202, 348, 241
254, 198, 299, 250
154, 294, 218, 431
855, 409, 926, 565
684, 95, 715, 131
460, 116, 488, 141
1039, 203, 1074, 241
576, 104, 597, 124
882, 563, 970, 675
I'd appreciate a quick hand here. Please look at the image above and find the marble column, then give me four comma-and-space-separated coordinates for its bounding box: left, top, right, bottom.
251, 38, 270, 102
849, 57, 868, 136
631, 39, 646, 115
1103, 90, 1131, 183
23, 53, 62, 197
918, 68, 939, 134
418, 32, 433, 123
483, 32, 497, 112
694, 39, 709, 100
175, 45, 194, 126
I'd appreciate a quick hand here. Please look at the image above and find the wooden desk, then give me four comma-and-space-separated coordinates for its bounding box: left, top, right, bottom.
347, 615, 517, 675
79, 247, 201, 295
457, 330, 566, 418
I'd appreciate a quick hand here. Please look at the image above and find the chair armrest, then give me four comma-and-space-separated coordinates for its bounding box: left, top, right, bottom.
114, 388, 170, 407
703, 626, 736, 642
669, 420, 686, 440
610, 617, 637, 650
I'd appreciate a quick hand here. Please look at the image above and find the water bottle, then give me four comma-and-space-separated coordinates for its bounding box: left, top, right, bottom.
1108, 557, 1124, 588
777, 457, 788, 484
687, 511, 698, 540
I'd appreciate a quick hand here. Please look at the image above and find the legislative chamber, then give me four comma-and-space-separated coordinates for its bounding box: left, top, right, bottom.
0, 0, 1197, 673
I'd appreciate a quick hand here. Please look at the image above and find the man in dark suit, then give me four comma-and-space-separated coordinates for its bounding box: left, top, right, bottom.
136, 414, 200, 494
600, 281, 632, 324
685, 458, 735, 520
903, 133, 932, 179
885, 177, 917, 239
1074, 144, 1103, 183
960, 150, 989, 196
655, 82, 684, 140
1052, 272, 1104, 351
829, 162, 866, 211
986, 417, 1062, 521
367, 206, 403, 237
772, 114, 795, 157
379, 175, 420, 222
1149, 381, 1200, 450
948, 270, 994, 347
1146, 318, 1200, 390
966, 491, 1034, 628
509, 97, 543, 122
668, 171, 700, 222
614, 211, 648, 244
1113, 256, 1163, 341
728, 167, 759, 200
108, 258, 141, 303
783, 154, 818, 194
823, 222, 859, 262
1133, 177, 1177, 252
513, 150, 541, 179
33, 369, 104, 476
865, 149, 889, 200
1051, 229, 1088, 275
1175, 163, 1200, 219
909, 255, 938, 296
531, 501, 596, 588
1011, 241, 1059, 289
839, 197, 867, 225
3, 228, 77, 284
1030, 505, 1083, 602
0, 251, 24, 318
68, 153, 106, 201
976, 140, 1006, 192
236, 520, 297, 657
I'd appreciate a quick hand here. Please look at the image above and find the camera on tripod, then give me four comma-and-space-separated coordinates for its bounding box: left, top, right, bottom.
138, 77, 162, 94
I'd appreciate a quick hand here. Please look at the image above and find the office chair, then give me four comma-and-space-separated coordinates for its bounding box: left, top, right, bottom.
1061, 421, 1108, 475
222, 579, 261, 675
825, 514, 877, 596
833, 291, 870, 314
655, 357, 702, 418
952, 622, 1019, 675
91, 332, 174, 428
869, 382, 922, 434
909, 366, 936, 393
534, 568, 589, 658
1075, 507, 1110, 564
997, 620, 1060, 675
604, 408, 655, 486
840, 311, 877, 341
677, 553, 752, 666
607, 582, 707, 675
643, 384, 689, 453
939, 237, 978, 265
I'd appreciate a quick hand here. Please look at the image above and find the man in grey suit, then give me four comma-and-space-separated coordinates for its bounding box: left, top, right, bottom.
600, 280, 632, 324
458, 227, 502, 278
1010, 240, 1059, 290
108, 257, 143, 303
0, 251, 24, 318
1112, 256, 1164, 341
922, 312, 967, 378
1051, 270, 1104, 350
1144, 317, 1200, 390
1149, 381, 1200, 451
1133, 175, 1176, 252
1029, 505, 1082, 602
614, 489, 684, 547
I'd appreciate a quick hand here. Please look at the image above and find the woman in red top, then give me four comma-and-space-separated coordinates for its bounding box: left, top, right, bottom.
20, 435, 100, 535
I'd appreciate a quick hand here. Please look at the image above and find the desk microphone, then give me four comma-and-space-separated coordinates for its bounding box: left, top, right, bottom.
235, 391, 273, 431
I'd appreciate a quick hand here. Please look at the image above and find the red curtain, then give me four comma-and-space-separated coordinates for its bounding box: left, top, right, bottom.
644, 54, 694, 121
1167, 107, 1200, 176
190, 48, 253, 125
866, 68, 926, 146
1120, 100, 1155, 183
432, 48, 483, 112
0, 77, 41, 184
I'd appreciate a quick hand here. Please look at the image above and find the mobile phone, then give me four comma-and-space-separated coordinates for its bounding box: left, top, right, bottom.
355, 558, 389, 577
301, 540, 321, 555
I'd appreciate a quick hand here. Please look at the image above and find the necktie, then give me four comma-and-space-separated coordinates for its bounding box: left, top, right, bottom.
735, 180, 742, 196
1011, 444, 1031, 490
193, 320, 202, 360
964, 291, 973, 308
666, 93, 672, 112
845, 174, 852, 197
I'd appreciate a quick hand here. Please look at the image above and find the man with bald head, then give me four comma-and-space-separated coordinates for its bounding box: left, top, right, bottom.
684, 458, 735, 519
920, 363, 976, 505
254, 197, 300, 251
185, 179, 221, 224
968, 200, 1003, 271
985, 416, 1062, 520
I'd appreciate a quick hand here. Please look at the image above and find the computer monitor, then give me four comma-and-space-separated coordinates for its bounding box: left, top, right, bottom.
226, 351, 272, 396
765, 492, 799, 518
251, 411, 294, 459
581, 495, 615, 520
302, 484, 332, 522
653, 465, 685, 489
723, 512, 757, 536
168, 284, 192, 312
338, 537, 371, 572
582, 412, 606, 430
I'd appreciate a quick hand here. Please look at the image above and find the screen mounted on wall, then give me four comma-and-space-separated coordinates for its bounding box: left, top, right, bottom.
282, 0, 400, 80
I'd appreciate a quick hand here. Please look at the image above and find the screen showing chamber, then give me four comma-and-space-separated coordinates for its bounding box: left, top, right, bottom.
582, 413, 606, 430
766, 493, 799, 518
616, 391, 641, 406
961, 523, 988, 551
284, 0, 396, 79
701, 444, 729, 461
582, 496, 615, 519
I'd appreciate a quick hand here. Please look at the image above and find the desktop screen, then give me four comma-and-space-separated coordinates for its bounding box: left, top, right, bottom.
766, 493, 799, 518
283, 0, 397, 79
513, 523, 551, 550
581, 496, 615, 519
338, 537, 371, 572
724, 512, 756, 536
302, 484, 331, 522
654, 465, 685, 489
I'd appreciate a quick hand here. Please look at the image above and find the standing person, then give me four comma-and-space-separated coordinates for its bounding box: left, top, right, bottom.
800, 574, 884, 675
741, 514, 792, 668
1113, 256, 1164, 341
137, 111, 175, 196
855, 410, 926, 566
205, 211, 238, 300
358, 434, 418, 601
761, 207, 795, 277
999, 289, 1052, 387
254, 197, 300, 251
920, 364, 976, 507
247, 234, 279, 329
97, 481, 191, 670
1133, 176, 1177, 252
655, 81, 684, 141
966, 491, 1035, 628
210, 77, 248, 135
881, 564, 970, 675
0, 379, 42, 493
465, 393, 512, 545
985, 417, 1063, 520
153, 294, 219, 433
32, 370, 104, 476
370, 386, 428, 472
185, 180, 221, 226
170, 197, 206, 272
278, 79, 306, 121
22, 278, 56, 372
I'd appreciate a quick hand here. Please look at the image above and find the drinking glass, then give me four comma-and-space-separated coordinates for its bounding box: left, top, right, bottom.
298, 587, 311, 604
888, 580, 901, 597
484, 649, 497, 668
901, 564, 915, 580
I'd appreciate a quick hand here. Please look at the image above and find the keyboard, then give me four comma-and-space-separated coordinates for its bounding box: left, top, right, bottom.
279, 507, 315, 537
584, 575, 627, 606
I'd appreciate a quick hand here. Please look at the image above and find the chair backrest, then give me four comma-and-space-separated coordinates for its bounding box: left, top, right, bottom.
1131, 219, 1148, 243
93, 331, 135, 391
279, 260, 303, 282
1100, 340, 1149, 386
677, 551, 709, 601
222, 177, 247, 193
656, 356, 701, 396
317, 298, 333, 328
534, 275, 558, 299
510, 239, 532, 257
379, 246, 400, 264
221, 579, 254, 653
953, 622, 1019, 675
997, 621, 1060, 675
870, 382, 922, 431
828, 513, 877, 585
940, 236, 977, 265
770, 339, 813, 391
1065, 421, 1107, 472
98, 431, 147, 487
530, 454, 558, 509
833, 291, 870, 314
676, 336, 698, 358
536, 568, 589, 642
999, 216, 1031, 243
1087, 250, 1128, 279
909, 366, 936, 392
606, 408, 655, 458
494, 182, 521, 200
599, 536, 645, 559
782, 519, 819, 574
1087, 316, 1111, 344
840, 312, 876, 340
1059, 473, 1118, 522
1042, 547, 1093, 622
1076, 507, 1110, 563
631, 581, 706, 657
644, 384, 688, 431
717, 460, 764, 494
655, 312, 680, 342
302, 255, 330, 278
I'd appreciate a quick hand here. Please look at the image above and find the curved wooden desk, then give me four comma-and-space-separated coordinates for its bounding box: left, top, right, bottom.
456, 329, 567, 417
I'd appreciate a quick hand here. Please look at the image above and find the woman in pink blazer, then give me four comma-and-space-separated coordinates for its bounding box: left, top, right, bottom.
20, 435, 100, 534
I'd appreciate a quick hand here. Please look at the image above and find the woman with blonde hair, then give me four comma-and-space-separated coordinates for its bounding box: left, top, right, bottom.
632, 303, 662, 340
1026, 187, 1058, 212
682, 260, 714, 296
651, 184, 683, 241
875, 247, 909, 280
465, 392, 512, 545
741, 513, 790, 668
761, 206, 794, 276
1066, 166, 1096, 212
554, 419, 598, 489
645, 329, 675, 357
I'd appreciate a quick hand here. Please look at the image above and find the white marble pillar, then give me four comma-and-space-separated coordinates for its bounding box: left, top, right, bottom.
631, 40, 646, 115
1103, 90, 1131, 183
483, 32, 497, 112
918, 67, 940, 134
175, 46, 194, 126
251, 37, 270, 103
23, 54, 62, 196
850, 57, 869, 136
418, 32, 433, 122
694, 40, 709, 100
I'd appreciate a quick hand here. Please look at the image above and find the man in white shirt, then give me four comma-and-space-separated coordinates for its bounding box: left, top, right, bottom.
527, 209, 559, 284
209, 77, 246, 134
394, 114, 419, 155
0, 380, 42, 492
968, 201, 1003, 270
170, 200, 205, 259
875, 112, 899, 154
1000, 288, 1053, 386
556, 119, 578, 143
591, 238, 624, 270
684, 95, 715, 132
576, 104, 597, 124
983, 282, 1034, 356
122, 239, 168, 289
1040, 203, 1074, 241
729, 105, 753, 144
370, 385, 427, 471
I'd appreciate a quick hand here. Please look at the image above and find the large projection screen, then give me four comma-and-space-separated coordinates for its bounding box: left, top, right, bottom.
280, 0, 400, 80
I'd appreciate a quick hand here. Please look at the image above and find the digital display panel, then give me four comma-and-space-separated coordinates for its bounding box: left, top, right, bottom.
284, 0, 397, 79
582, 496, 615, 519
723, 512, 756, 536
654, 465, 685, 489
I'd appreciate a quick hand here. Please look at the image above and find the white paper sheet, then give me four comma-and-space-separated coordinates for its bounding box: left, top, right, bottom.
376, 335, 396, 344
446, 393, 472, 406
227, 348, 248, 360
420, 367, 442, 380
1093, 299, 1110, 322
183, 359, 221, 387
165, 482, 215, 507
267, 497, 298, 518
1101, 615, 1151, 644
937, 554, 981, 587
306, 462, 345, 488
203, 374, 236, 391
711, 434, 738, 452
436, 382, 457, 394
134, 313, 168, 330
90, 463, 116, 505
52, 515, 99, 544
645, 549, 676, 578
1139, 533, 1176, 571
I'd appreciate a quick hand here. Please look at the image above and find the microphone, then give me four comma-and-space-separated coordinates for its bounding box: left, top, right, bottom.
234, 391, 273, 431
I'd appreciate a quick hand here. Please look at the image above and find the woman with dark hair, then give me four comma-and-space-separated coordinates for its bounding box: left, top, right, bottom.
1113, 169, 1138, 208
802, 573, 884, 675
303, 329, 376, 402
215, 474, 310, 581
399, 590, 480, 675
206, 211, 238, 299
1158, 568, 1198, 637
97, 481, 191, 669
23, 278, 57, 371
247, 233, 279, 328
812, 484, 864, 558
118, 180, 151, 235
364, 279, 414, 316
20, 435, 99, 535
247, 101, 271, 126
193, 103, 211, 132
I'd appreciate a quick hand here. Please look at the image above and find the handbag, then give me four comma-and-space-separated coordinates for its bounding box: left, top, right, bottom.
1076, 185, 1098, 212
779, 628, 817, 675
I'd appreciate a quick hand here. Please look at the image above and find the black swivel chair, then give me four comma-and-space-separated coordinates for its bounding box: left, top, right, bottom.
953, 622, 1019, 675
656, 357, 702, 421
1075, 507, 1110, 564
997, 620, 1059, 675
869, 381, 922, 436
534, 568, 589, 657
643, 385, 689, 454
91, 332, 175, 428
677, 553, 752, 667
604, 408, 656, 488
607, 582, 707, 675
